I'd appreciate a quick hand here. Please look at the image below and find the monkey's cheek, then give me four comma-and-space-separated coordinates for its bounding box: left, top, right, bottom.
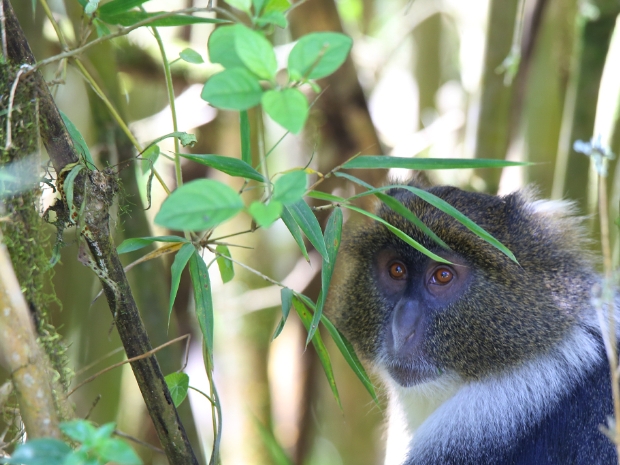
384, 361, 439, 387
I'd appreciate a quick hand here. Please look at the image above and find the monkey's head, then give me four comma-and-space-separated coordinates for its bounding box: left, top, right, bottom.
327, 184, 597, 388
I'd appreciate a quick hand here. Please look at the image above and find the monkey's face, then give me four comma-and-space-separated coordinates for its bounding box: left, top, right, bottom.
327, 185, 588, 388
373, 248, 472, 386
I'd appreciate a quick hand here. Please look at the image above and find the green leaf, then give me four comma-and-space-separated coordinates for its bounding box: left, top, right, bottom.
141, 144, 160, 174
64, 164, 84, 217
255, 11, 287, 28
307, 190, 346, 203
306, 207, 342, 344
93, 422, 116, 442
178, 154, 263, 182
98, 0, 149, 16
100, 10, 227, 26
375, 192, 449, 250
252, 0, 267, 14
117, 235, 187, 254
225, 0, 251, 12
272, 170, 307, 205
280, 206, 310, 262
60, 419, 97, 443
60, 111, 95, 168
180, 48, 204, 64
0, 438, 71, 465
169, 243, 196, 326
288, 32, 352, 80
235, 25, 277, 80
285, 200, 329, 262
201, 68, 263, 111
208, 25, 245, 69
99, 438, 142, 465
262, 88, 308, 134
262, 0, 290, 13
146, 131, 196, 148
93, 18, 111, 37
240, 110, 252, 165
346, 205, 450, 264
252, 417, 293, 465
342, 156, 530, 170
155, 179, 244, 231
248, 200, 283, 228
354, 185, 517, 263
293, 298, 341, 409
189, 253, 214, 359
320, 314, 378, 405
273, 287, 293, 339
165, 372, 190, 408
215, 245, 235, 283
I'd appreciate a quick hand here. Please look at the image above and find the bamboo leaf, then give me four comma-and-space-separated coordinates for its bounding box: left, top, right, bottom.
117, 235, 188, 254
285, 200, 328, 261
178, 154, 264, 182
273, 287, 293, 340
280, 206, 310, 262
342, 156, 529, 170
189, 253, 214, 361
169, 243, 196, 327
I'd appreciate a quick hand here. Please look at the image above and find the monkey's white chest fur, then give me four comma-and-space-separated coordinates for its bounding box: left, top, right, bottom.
379, 323, 602, 465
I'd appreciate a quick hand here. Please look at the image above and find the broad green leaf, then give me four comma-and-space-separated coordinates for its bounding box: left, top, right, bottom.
272, 170, 307, 205
235, 25, 277, 80
255, 11, 287, 28
93, 18, 111, 37
280, 206, 310, 262
60, 111, 95, 168
215, 245, 234, 283
208, 25, 245, 69
285, 200, 329, 261
64, 164, 84, 217
342, 156, 529, 170
189, 253, 214, 360
100, 11, 227, 26
354, 185, 517, 263
252, 0, 267, 14
293, 297, 341, 408
288, 32, 352, 80
146, 131, 196, 149
201, 68, 263, 111
117, 235, 187, 254
92, 422, 116, 441
375, 192, 449, 250
307, 190, 346, 203
178, 154, 263, 182
99, 438, 142, 465
262, 89, 308, 134
179, 48, 204, 64
165, 372, 190, 407
306, 207, 342, 345
98, 0, 149, 16
346, 205, 449, 264
0, 438, 71, 465
273, 287, 293, 339
226, 0, 251, 12
169, 243, 196, 326
263, 0, 290, 13
141, 144, 160, 174
155, 179, 244, 231
60, 419, 97, 443
252, 417, 293, 465
240, 110, 252, 165
248, 200, 283, 228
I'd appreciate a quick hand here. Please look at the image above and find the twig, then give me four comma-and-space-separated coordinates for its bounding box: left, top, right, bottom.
4, 65, 29, 150
67, 334, 191, 398
114, 429, 165, 455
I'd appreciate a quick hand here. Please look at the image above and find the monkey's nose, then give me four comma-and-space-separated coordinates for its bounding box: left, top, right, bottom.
391, 300, 422, 352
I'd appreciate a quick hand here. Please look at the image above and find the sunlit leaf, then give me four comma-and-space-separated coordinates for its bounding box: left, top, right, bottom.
288, 32, 352, 80
225, 0, 251, 13
201, 68, 263, 111
208, 25, 245, 69
262, 89, 308, 134
215, 245, 234, 283
155, 179, 244, 231
180, 48, 204, 64
235, 25, 277, 80
165, 372, 190, 407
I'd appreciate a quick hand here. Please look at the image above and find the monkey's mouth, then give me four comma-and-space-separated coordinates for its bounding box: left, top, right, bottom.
384, 360, 440, 387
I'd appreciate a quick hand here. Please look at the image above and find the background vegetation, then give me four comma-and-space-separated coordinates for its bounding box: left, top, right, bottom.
0, 0, 619, 464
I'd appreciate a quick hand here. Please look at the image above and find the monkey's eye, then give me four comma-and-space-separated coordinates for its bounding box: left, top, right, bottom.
430, 267, 453, 285
388, 262, 407, 280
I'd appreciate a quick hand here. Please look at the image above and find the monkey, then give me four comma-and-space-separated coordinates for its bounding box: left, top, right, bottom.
327, 181, 618, 465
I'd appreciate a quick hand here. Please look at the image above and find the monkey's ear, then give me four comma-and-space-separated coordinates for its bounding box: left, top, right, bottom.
407, 171, 432, 189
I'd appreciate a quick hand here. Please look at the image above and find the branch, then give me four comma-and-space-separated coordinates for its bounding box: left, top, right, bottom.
2, 1, 198, 463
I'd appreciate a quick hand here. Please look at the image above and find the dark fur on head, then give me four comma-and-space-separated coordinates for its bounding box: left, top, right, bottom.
327, 182, 598, 381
